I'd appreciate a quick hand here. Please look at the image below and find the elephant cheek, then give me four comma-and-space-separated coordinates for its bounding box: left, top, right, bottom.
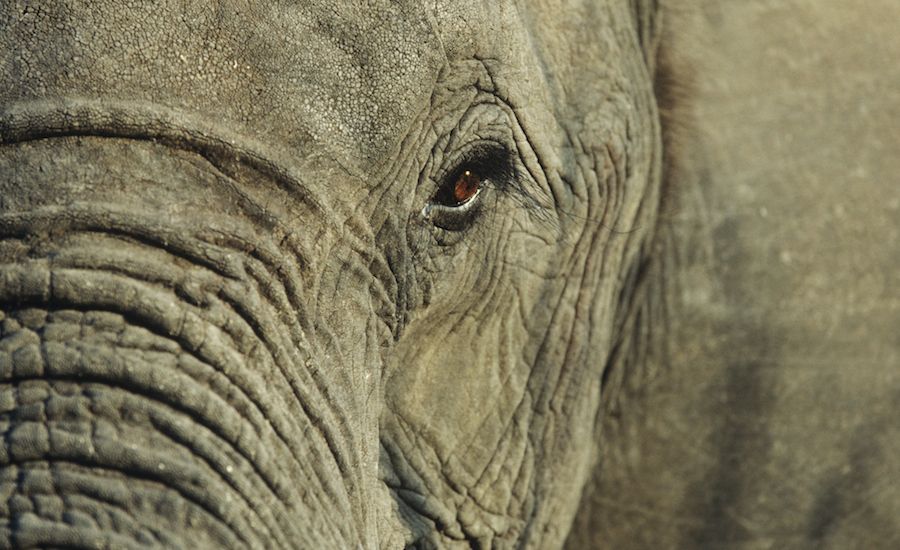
0, 137, 363, 547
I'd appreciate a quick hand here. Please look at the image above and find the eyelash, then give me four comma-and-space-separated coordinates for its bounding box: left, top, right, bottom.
441, 142, 515, 190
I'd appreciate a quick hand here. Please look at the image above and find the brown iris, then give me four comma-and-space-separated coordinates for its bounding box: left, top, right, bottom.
453, 170, 481, 205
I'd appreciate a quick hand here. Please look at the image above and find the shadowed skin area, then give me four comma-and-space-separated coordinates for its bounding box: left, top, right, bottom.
0, 1, 664, 548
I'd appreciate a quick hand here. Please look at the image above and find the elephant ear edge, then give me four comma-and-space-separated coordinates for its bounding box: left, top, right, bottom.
563, 2, 705, 548
598, 1, 702, 427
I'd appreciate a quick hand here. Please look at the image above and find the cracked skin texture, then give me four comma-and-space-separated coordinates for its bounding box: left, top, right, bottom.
1, 1, 665, 548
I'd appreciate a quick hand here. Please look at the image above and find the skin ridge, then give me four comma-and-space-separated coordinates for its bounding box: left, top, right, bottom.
0, 98, 329, 218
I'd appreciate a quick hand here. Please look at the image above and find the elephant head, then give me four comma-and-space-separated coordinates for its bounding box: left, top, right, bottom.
0, 1, 666, 547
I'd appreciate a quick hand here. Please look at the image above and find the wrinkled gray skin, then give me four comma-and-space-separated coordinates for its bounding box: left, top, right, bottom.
5, 1, 897, 549
0, 1, 665, 547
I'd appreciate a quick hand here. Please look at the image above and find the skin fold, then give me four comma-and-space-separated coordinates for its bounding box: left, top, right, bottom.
1, 1, 666, 547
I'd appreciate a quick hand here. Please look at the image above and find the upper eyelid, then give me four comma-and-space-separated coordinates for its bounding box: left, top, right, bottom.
432, 139, 511, 184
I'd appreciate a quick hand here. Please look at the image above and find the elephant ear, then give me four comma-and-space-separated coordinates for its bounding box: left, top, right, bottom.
585, 2, 702, 428
563, 2, 705, 548
597, 0, 703, 402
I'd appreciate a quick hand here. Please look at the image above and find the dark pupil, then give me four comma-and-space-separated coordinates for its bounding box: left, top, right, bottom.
453, 170, 481, 204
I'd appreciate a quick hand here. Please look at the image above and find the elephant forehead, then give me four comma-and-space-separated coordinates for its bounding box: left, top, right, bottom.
1, 0, 445, 169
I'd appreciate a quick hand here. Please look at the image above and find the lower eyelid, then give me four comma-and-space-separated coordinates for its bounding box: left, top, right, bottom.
421, 186, 483, 220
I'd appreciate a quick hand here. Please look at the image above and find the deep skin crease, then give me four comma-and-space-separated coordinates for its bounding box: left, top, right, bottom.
0, 1, 665, 548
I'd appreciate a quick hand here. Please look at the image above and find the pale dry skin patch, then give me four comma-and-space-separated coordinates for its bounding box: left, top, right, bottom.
1, 1, 666, 548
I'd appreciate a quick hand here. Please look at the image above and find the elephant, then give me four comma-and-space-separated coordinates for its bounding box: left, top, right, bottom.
0, 0, 671, 547
4, 0, 900, 549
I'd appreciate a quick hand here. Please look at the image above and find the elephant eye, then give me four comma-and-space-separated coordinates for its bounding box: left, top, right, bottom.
422, 164, 488, 232
422, 142, 515, 232
435, 169, 483, 207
